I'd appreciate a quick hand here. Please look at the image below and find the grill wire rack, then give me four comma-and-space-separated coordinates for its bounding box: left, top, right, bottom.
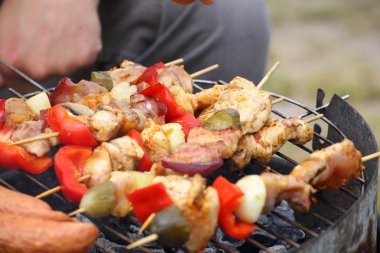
0, 75, 370, 253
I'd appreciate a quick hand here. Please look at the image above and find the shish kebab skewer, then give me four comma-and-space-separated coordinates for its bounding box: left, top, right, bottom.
126, 139, 377, 250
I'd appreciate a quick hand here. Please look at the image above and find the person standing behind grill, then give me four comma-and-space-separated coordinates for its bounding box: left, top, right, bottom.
0, 0, 271, 89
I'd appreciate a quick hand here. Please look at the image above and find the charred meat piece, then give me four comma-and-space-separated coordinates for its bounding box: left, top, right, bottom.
120, 108, 146, 134
11, 120, 50, 157
79, 92, 114, 110
101, 135, 144, 171
260, 173, 314, 213
198, 77, 272, 134
4, 98, 35, 128
89, 105, 123, 142
157, 65, 193, 94
50, 77, 107, 105
187, 127, 242, 159
0, 212, 98, 253
232, 117, 313, 167
290, 139, 364, 190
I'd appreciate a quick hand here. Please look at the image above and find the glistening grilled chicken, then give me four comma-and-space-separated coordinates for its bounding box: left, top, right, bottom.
197, 77, 272, 135
157, 65, 193, 94
82, 147, 112, 188
141, 119, 171, 163
153, 175, 220, 253
187, 127, 242, 159
290, 139, 364, 190
232, 117, 313, 168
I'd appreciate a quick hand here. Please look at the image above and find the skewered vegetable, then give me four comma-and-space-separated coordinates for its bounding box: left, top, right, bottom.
25, 92, 51, 116
79, 181, 116, 217
203, 108, 242, 130
91, 71, 114, 91
149, 205, 190, 247
161, 123, 186, 151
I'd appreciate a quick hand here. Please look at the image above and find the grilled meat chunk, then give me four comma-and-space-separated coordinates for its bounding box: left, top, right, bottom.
110, 60, 146, 85
82, 147, 112, 188
153, 175, 219, 252
89, 105, 123, 142
4, 98, 35, 128
109, 171, 136, 217
11, 120, 50, 157
290, 139, 364, 190
101, 135, 144, 171
50, 77, 107, 105
157, 65, 193, 94
232, 117, 313, 167
198, 77, 272, 134
187, 127, 242, 159
261, 173, 314, 213
195, 84, 226, 111
141, 119, 171, 162
165, 143, 221, 164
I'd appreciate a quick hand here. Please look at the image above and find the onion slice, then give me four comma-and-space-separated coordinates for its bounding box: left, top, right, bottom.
162, 157, 223, 176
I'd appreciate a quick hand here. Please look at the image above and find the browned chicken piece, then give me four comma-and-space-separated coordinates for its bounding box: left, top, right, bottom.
153, 175, 220, 252
82, 147, 112, 188
4, 98, 35, 128
260, 173, 314, 213
195, 84, 227, 111
232, 117, 313, 167
0, 212, 98, 253
79, 92, 114, 110
110, 60, 146, 85
101, 135, 144, 171
52, 78, 107, 104
88, 105, 124, 142
197, 77, 272, 135
11, 120, 51, 157
120, 108, 146, 134
141, 119, 171, 162
165, 143, 221, 163
0, 186, 70, 221
157, 65, 193, 94
290, 139, 364, 190
109, 171, 136, 217
187, 127, 242, 159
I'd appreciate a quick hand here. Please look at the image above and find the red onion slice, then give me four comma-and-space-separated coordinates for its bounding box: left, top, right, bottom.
162, 157, 223, 176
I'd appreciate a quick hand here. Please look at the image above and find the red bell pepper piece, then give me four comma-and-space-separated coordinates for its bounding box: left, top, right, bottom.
127, 129, 153, 172
212, 176, 256, 239
54, 146, 93, 204
136, 62, 165, 86
127, 182, 173, 223
0, 127, 52, 174
47, 106, 98, 148
169, 112, 200, 139
139, 84, 185, 121
0, 99, 5, 128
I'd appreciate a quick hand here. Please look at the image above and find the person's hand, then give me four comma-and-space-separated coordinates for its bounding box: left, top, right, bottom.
0, 0, 102, 87
171, 0, 214, 5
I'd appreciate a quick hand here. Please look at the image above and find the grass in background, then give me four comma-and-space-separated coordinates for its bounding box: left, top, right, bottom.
265, 0, 380, 212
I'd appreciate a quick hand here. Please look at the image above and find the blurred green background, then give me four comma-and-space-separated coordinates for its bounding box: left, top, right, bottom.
265, 0, 380, 212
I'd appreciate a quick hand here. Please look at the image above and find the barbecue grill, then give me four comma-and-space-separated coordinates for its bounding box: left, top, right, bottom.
0, 72, 377, 253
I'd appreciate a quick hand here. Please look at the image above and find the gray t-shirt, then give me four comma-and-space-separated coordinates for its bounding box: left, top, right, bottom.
77, 0, 271, 83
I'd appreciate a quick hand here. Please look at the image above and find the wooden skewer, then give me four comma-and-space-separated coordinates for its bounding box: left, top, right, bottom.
69, 207, 86, 217
138, 213, 156, 234
272, 97, 284, 105
362, 152, 380, 162
126, 234, 159, 250
36, 174, 91, 199
305, 114, 324, 124
257, 61, 280, 89
190, 64, 219, 79
9, 132, 59, 146
164, 58, 184, 67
